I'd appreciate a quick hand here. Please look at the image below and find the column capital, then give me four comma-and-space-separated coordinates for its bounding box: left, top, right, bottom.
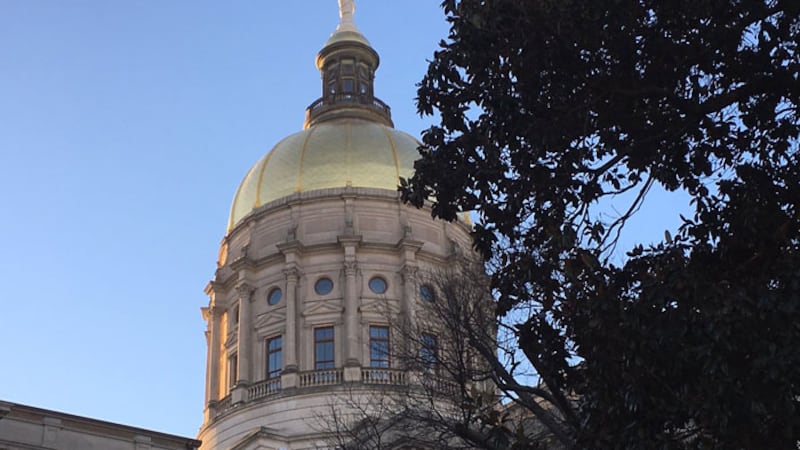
401, 265, 418, 281
203, 306, 225, 319
236, 283, 254, 301
344, 261, 358, 276
283, 267, 301, 282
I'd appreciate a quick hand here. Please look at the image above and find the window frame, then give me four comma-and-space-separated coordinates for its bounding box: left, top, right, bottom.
421, 333, 438, 372
369, 325, 390, 368
267, 287, 282, 306
314, 326, 335, 370
266, 336, 283, 379
228, 353, 238, 388
314, 277, 334, 296
420, 284, 436, 302
368, 276, 388, 294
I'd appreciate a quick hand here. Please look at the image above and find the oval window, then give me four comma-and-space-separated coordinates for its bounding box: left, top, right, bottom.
420, 284, 435, 302
368, 276, 387, 294
315, 277, 334, 296
267, 287, 282, 306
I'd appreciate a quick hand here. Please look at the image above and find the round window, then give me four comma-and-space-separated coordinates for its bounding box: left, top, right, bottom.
267, 287, 282, 306
315, 277, 334, 295
368, 276, 387, 294
420, 284, 435, 302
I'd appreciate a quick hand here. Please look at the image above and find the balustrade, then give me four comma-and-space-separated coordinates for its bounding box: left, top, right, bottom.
361, 368, 406, 385
247, 378, 281, 401
299, 369, 343, 387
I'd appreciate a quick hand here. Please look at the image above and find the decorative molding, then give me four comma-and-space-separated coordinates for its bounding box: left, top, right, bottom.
344, 261, 358, 276
361, 297, 400, 315
254, 310, 287, 332
301, 300, 344, 318
277, 240, 304, 255
283, 267, 301, 282
400, 264, 418, 282
337, 234, 363, 247
236, 283, 254, 301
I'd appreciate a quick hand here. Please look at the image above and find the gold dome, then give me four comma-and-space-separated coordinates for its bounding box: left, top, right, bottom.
227, 1, 421, 232
228, 118, 420, 230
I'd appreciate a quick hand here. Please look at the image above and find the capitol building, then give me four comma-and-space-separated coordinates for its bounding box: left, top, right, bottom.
0, 2, 479, 449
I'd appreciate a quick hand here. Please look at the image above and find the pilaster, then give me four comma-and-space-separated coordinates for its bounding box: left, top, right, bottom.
235, 282, 254, 386
339, 235, 362, 368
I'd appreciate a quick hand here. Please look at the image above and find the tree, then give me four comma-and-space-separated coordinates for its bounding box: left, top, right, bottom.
318, 262, 564, 450
401, 0, 800, 448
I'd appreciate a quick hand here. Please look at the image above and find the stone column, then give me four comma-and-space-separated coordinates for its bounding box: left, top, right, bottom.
283, 268, 299, 373
202, 308, 212, 407
236, 283, 253, 386
401, 265, 418, 330
208, 307, 222, 403
278, 240, 303, 389
344, 260, 359, 365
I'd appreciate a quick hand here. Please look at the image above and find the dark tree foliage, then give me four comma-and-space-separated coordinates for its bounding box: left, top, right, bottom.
402, 0, 800, 448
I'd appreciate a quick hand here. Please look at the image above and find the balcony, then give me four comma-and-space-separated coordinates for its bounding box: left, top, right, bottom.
304, 94, 393, 127
247, 378, 281, 401
213, 367, 432, 419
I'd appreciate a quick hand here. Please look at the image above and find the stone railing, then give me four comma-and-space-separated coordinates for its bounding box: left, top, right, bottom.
361, 368, 407, 385
247, 378, 281, 401
424, 376, 460, 396
299, 369, 343, 387
306, 94, 391, 115
211, 368, 466, 421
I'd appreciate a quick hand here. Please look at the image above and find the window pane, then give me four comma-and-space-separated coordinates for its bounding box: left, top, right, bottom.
315, 327, 334, 340
267, 288, 282, 306
342, 79, 354, 93
315, 278, 334, 295
368, 276, 387, 294
370, 326, 388, 339
314, 327, 335, 370
370, 326, 390, 368
229, 354, 238, 387
421, 334, 437, 371
267, 336, 282, 379
420, 285, 435, 302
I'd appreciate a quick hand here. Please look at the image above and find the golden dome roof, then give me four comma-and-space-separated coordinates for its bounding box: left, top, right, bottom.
228, 119, 420, 230
227, 1, 420, 231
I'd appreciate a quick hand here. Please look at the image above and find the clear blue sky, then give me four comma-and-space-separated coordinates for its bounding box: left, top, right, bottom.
0, 0, 686, 439
0, 1, 449, 437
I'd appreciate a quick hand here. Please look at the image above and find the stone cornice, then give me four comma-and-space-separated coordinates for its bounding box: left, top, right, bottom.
337, 234, 363, 246
276, 240, 304, 255
229, 255, 256, 271
0, 401, 200, 448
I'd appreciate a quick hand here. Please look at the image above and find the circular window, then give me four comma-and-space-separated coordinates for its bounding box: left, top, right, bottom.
315, 277, 334, 295
267, 287, 282, 306
368, 276, 388, 294
420, 284, 435, 302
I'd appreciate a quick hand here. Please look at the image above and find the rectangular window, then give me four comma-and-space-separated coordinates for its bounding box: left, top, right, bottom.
369, 326, 390, 368
341, 62, 354, 75
421, 333, 438, 372
228, 353, 238, 388
314, 327, 335, 370
342, 79, 355, 94
266, 336, 282, 379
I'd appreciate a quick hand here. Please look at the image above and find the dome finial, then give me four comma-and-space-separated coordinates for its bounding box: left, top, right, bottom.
337, 0, 358, 32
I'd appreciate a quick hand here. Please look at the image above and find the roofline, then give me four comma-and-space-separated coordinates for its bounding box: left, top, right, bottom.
0, 400, 201, 449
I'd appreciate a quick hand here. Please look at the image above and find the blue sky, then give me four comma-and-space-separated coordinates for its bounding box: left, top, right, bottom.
0, 1, 449, 437
0, 0, 687, 439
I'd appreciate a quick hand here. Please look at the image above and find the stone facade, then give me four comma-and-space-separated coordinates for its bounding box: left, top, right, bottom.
197, 3, 479, 449
198, 189, 472, 450
0, 401, 200, 450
